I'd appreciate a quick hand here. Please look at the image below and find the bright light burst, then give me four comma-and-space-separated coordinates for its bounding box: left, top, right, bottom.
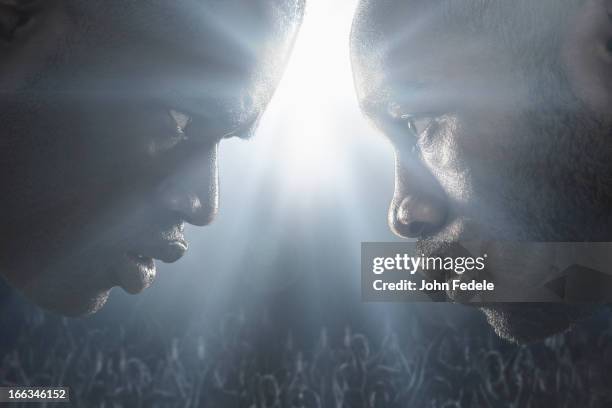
213, 0, 395, 218
252, 0, 362, 194
165, 0, 399, 309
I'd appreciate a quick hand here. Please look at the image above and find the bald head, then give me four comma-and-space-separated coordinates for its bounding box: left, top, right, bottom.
352, 0, 592, 116
351, 0, 612, 342
0, 0, 304, 315
3, 0, 304, 122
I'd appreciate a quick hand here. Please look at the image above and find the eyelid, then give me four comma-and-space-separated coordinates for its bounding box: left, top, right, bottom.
169, 109, 192, 134
399, 112, 440, 120
407, 116, 435, 135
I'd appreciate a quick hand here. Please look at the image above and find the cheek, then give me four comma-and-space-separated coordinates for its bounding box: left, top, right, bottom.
563, 0, 612, 117
419, 115, 537, 222
1, 102, 156, 238
70, 105, 166, 192
483, 242, 559, 288
421, 133, 472, 204
418, 116, 501, 205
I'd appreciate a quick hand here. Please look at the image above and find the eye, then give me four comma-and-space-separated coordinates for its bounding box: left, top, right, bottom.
401, 114, 447, 153
169, 109, 192, 135
404, 115, 439, 146
407, 116, 435, 137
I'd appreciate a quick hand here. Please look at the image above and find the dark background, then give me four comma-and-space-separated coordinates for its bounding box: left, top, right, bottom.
2, 1, 612, 406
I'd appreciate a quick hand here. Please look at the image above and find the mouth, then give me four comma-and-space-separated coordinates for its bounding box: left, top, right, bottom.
430, 241, 489, 303
117, 239, 188, 294
118, 252, 156, 294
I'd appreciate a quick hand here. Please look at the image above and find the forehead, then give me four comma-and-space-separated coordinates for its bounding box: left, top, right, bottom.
41, 0, 304, 128
71, 0, 302, 60
350, 0, 575, 115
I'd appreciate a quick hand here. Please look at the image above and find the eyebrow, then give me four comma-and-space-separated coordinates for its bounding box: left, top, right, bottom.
186, 111, 259, 143
226, 113, 260, 141
164, 92, 260, 141
363, 79, 430, 121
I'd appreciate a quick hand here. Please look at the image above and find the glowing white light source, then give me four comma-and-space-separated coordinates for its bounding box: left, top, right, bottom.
256, 0, 360, 194
217, 0, 394, 213
185, 0, 399, 301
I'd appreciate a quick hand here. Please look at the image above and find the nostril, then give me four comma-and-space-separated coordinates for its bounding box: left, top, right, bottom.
392, 195, 447, 238
157, 182, 217, 226
186, 204, 218, 227
407, 221, 428, 237
158, 183, 197, 214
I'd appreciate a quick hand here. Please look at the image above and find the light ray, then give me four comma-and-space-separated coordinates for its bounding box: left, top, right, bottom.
167, 0, 399, 312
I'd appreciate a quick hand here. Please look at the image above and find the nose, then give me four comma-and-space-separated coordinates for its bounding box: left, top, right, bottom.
391, 195, 447, 238
389, 155, 448, 238
157, 143, 219, 226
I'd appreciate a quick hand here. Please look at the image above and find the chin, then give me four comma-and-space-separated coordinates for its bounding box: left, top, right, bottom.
39, 291, 110, 317
22, 280, 111, 317
6, 250, 120, 316
480, 303, 599, 343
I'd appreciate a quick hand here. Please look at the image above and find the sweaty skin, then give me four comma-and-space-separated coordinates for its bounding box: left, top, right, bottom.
0, 0, 304, 316
351, 0, 612, 342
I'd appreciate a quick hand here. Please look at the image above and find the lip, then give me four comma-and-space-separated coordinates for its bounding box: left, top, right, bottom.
140, 239, 189, 263
118, 253, 157, 294
116, 238, 188, 294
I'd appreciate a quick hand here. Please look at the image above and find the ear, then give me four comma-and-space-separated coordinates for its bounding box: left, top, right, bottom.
563, 0, 612, 116
0, 0, 68, 91
0, 1, 30, 42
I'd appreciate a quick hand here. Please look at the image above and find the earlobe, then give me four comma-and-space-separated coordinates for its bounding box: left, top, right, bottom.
563, 0, 612, 115
0, 0, 68, 92
0, 0, 50, 43
0, 4, 24, 41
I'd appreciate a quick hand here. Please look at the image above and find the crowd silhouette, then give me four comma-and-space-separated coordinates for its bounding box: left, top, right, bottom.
2, 303, 612, 408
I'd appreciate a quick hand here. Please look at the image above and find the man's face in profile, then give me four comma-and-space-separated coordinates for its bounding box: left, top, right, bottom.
351, 0, 612, 341
0, 0, 303, 315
